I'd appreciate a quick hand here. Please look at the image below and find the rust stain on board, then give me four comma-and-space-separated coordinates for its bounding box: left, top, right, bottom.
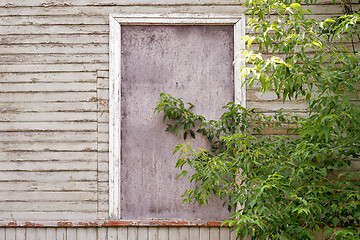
0, 220, 228, 228
102, 221, 136, 227
57, 221, 73, 227
24, 222, 45, 227
78, 221, 99, 227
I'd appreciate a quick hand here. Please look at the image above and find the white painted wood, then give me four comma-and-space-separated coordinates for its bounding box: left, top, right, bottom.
97, 89, 109, 100
98, 227, 107, 240
0, 228, 4, 240
148, 227, 159, 240
169, 227, 180, 240
0, 152, 97, 161
229, 230, 237, 240
112, 13, 243, 25
0, 132, 98, 142
118, 227, 128, 240
26, 228, 36, 240
0, 227, 334, 240
5, 228, 15, 240
67, 228, 77, 240
210, 228, 220, 240
158, 227, 169, 240
36, 228, 47, 240
138, 227, 148, 239
0, 82, 96, 92
0, 15, 108, 25
189, 227, 200, 240
0, 112, 96, 122
0, 4, 343, 17
0, 25, 108, 35
178, 227, 189, 240
0, 92, 95, 102
0, 34, 108, 45
108, 12, 244, 221
0, 172, 97, 182
87, 228, 97, 240
0, 0, 342, 229
0, 44, 108, 55
76, 228, 87, 240
0, 72, 96, 83
98, 122, 110, 133
98, 172, 110, 182
0, 161, 97, 172
0, 63, 107, 72
56, 228, 67, 240
97, 70, 109, 78
97, 77, 109, 89
234, 16, 246, 108
0, 122, 97, 132
15, 228, 26, 240
45, 228, 57, 239
1, 0, 238, 6
0, 202, 97, 212
219, 228, 230, 240
108, 13, 122, 220
199, 227, 210, 240
127, 227, 137, 240
98, 152, 109, 162
0, 54, 108, 65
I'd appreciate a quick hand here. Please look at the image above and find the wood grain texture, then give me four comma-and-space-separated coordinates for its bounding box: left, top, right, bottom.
0, 0, 345, 233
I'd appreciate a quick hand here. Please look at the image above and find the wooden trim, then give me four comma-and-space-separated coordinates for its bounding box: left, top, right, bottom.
108, 16, 121, 220
108, 13, 246, 220
0, 220, 227, 228
234, 16, 246, 107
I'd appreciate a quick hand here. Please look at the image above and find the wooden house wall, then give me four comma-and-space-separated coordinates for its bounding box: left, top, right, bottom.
0, 0, 349, 239
0, 227, 241, 240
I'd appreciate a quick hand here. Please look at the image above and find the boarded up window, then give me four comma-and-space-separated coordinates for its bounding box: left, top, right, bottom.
120, 25, 234, 220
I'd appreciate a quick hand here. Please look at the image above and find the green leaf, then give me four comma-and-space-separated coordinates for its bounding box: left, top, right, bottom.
290, 3, 301, 10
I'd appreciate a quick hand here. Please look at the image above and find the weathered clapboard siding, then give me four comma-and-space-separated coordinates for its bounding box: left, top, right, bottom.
0, 34, 108, 44
0, 227, 239, 240
0, 0, 346, 239
0, 54, 109, 64
0, 72, 97, 82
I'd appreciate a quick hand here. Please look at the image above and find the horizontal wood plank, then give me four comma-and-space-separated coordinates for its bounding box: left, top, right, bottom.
0, 191, 97, 201
0, 54, 108, 64
0, 201, 97, 212
0, 72, 96, 83
0, 15, 108, 25
0, 122, 97, 131
0, 63, 108, 72
0, 102, 97, 113
0, 82, 96, 92
0, 151, 97, 161
0, 132, 97, 142
0, 161, 97, 171
0, 211, 97, 220
0, 92, 96, 102
1, 0, 239, 6
0, 25, 108, 35
0, 34, 108, 44
0, 171, 98, 182
0, 5, 245, 17
0, 112, 97, 122
0, 181, 97, 192
0, 5, 344, 17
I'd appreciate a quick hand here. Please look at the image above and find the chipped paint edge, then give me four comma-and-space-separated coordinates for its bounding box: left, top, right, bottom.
0, 220, 228, 228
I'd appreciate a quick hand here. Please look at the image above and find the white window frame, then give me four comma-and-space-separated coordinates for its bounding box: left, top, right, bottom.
109, 13, 246, 219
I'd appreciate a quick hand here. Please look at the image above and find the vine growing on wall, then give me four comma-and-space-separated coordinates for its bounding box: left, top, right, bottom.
155, 0, 360, 239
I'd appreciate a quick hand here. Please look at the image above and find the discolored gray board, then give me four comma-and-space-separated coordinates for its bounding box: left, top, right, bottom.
121, 25, 234, 220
